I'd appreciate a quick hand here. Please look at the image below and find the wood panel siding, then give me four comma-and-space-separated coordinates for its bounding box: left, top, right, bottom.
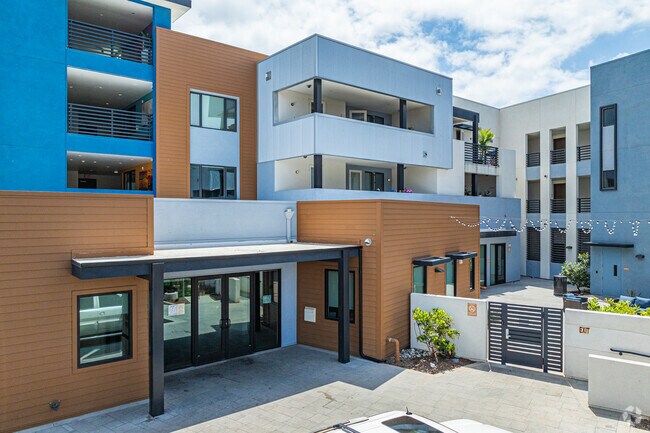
0, 192, 153, 432
297, 200, 479, 360
156, 28, 266, 200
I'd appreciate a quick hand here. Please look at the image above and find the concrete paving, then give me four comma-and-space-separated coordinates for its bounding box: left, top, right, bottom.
481, 277, 565, 308
28, 345, 645, 433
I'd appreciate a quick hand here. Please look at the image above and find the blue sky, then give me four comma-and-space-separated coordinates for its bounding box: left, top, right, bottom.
174, 0, 650, 107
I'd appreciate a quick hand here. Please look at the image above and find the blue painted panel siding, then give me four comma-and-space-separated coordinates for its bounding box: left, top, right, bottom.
526, 260, 541, 278
66, 134, 155, 158
590, 49, 650, 296
66, 49, 155, 82
576, 160, 590, 176
526, 166, 540, 181
549, 163, 566, 179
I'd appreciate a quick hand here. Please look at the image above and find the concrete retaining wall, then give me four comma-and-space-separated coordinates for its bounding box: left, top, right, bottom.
588, 354, 650, 416
410, 294, 488, 361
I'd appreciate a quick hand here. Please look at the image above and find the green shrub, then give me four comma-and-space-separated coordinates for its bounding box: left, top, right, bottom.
412, 307, 460, 362
587, 297, 649, 316
561, 253, 590, 293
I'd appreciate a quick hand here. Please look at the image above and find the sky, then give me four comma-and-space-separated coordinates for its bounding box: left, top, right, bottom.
173, 0, 650, 107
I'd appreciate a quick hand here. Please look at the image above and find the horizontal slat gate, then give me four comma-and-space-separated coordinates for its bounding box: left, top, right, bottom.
488, 302, 563, 373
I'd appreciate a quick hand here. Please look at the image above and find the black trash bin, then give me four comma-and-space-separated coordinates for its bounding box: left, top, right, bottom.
554, 275, 567, 296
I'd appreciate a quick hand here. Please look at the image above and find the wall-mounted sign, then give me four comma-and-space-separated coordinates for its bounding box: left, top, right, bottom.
304, 306, 316, 323
579, 326, 590, 334
467, 303, 478, 317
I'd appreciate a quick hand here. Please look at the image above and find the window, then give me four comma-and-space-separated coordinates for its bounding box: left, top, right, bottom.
190, 92, 237, 131
349, 170, 362, 191
527, 227, 541, 261
78, 291, 131, 367
600, 104, 617, 190
577, 230, 591, 255
551, 228, 566, 264
413, 265, 426, 294
190, 164, 236, 199
325, 270, 355, 322
445, 262, 455, 296
469, 258, 475, 291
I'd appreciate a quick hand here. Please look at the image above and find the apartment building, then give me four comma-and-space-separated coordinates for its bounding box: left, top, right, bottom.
588, 49, 650, 297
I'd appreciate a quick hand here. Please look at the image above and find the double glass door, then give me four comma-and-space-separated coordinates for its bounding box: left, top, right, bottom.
490, 244, 506, 285
163, 271, 279, 372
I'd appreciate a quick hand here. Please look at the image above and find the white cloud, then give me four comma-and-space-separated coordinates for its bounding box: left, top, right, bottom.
173, 0, 650, 106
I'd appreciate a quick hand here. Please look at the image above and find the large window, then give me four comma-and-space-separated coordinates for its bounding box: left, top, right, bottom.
600, 104, 617, 190
551, 228, 566, 264
78, 291, 131, 368
527, 227, 541, 261
190, 164, 236, 199
325, 270, 355, 322
445, 262, 456, 296
413, 265, 426, 294
190, 92, 237, 131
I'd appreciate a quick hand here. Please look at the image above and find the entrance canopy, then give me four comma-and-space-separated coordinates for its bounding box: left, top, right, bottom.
71, 242, 360, 418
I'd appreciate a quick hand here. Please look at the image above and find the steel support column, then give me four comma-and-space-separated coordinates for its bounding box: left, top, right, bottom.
338, 249, 350, 363
149, 262, 165, 417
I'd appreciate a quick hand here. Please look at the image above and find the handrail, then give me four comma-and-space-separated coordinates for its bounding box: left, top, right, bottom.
526, 199, 541, 213
68, 103, 152, 141
610, 348, 650, 358
577, 146, 591, 161
577, 197, 591, 213
550, 148, 566, 164
68, 19, 153, 65
464, 142, 499, 167
526, 152, 540, 167
550, 199, 566, 213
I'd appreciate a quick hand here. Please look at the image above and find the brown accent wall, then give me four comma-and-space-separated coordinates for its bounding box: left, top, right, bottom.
297, 200, 479, 360
0, 192, 153, 432
155, 28, 266, 200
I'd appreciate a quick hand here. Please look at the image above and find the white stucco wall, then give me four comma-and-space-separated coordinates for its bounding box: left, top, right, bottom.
410, 294, 488, 361
588, 355, 650, 416
564, 308, 650, 380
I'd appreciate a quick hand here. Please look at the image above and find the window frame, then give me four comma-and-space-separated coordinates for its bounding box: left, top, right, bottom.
189, 91, 238, 132
412, 265, 427, 294
190, 163, 237, 199
445, 261, 456, 296
77, 290, 133, 369
324, 269, 355, 323
469, 258, 475, 292
599, 104, 617, 191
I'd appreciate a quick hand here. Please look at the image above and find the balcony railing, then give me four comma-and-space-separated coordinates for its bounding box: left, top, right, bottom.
526, 152, 540, 167
464, 143, 499, 167
68, 103, 153, 141
577, 146, 591, 161
550, 199, 566, 213
577, 197, 591, 213
550, 148, 566, 164
68, 19, 153, 65
526, 199, 541, 213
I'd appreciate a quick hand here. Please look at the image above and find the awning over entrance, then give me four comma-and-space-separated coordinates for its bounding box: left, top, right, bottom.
480, 230, 517, 238
71, 242, 361, 418
412, 256, 451, 267
447, 251, 478, 260
584, 242, 634, 248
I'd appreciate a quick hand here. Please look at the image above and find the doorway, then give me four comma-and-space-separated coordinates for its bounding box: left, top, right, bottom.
480, 244, 487, 287
163, 270, 280, 372
490, 244, 506, 285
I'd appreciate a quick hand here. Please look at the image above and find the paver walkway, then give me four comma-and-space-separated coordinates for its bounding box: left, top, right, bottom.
27, 346, 644, 433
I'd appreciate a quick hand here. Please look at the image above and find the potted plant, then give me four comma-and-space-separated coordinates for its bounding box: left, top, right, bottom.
478, 127, 495, 164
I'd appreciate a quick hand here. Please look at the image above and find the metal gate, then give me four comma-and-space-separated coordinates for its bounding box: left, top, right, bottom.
488, 302, 563, 373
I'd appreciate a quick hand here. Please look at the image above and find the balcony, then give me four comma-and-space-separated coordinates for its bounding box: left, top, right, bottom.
464, 143, 499, 167
550, 148, 566, 164
68, 20, 153, 65
526, 199, 541, 213
577, 197, 591, 213
68, 104, 152, 141
550, 199, 566, 213
577, 146, 591, 161
526, 152, 540, 167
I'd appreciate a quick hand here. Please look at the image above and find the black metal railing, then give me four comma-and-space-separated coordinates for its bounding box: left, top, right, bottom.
611, 348, 650, 358
550, 199, 566, 213
68, 20, 153, 65
464, 143, 499, 167
577, 146, 591, 161
68, 103, 153, 141
526, 152, 540, 167
550, 148, 566, 164
577, 197, 591, 213
526, 199, 541, 213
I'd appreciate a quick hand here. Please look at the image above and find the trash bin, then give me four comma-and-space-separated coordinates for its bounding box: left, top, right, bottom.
554, 275, 568, 296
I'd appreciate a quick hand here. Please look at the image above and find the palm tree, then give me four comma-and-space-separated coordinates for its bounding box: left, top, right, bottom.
478, 127, 495, 164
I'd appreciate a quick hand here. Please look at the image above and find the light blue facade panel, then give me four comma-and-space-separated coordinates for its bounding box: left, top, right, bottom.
66, 49, 155, 83
526, 260, 541, 278
549, 163, 566, 179
576, 160, 590, 176
526, 166, 540, 180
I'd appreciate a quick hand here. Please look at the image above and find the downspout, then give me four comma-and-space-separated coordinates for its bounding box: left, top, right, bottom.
284, 208, 295, 243
358, 248, 385, 363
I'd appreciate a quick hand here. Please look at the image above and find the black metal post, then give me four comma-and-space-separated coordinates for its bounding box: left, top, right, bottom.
472, 113, 479, 144
313, 154, 323, 189
149, 262, 165, 417
399, 98, 407, 129
313, 78, 323, 113
338, 249, 350, 363
471, 173, 477, 196
396, 164, 405, 192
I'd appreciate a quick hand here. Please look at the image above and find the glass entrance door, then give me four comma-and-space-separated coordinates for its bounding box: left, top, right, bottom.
196, 277, 224, 364
480, 244, 487, 287
225, 275, 253, 358
490, 244, 506, 285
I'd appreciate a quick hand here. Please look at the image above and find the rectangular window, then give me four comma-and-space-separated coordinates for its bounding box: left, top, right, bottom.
527, 227, 541, 261
190, 164, 237, 199
445, 262, 455, 296
551, 228, 566, 264
469, 258, 475, 291
78, 291, 131, 368
600, 104, 617, 190
325, 270, 355, 322
413, 265, 426, 294
190, 92, 237, 131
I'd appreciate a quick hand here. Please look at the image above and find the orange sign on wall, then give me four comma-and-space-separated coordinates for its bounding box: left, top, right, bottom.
467, 303, 478, 317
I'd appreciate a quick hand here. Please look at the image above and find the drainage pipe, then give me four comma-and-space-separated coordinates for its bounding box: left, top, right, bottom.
387, 337, 400, 364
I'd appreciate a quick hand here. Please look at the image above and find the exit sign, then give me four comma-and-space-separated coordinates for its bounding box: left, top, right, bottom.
579, 326, 590, 334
